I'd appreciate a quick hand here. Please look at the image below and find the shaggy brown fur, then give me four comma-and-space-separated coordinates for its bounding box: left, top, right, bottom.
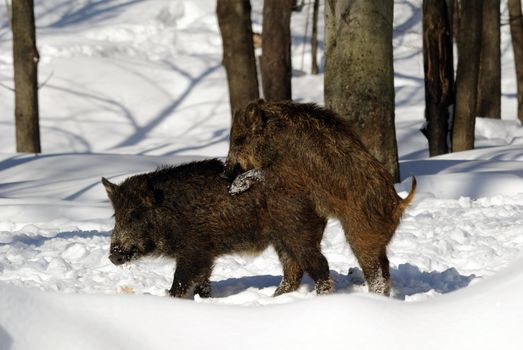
102, 159, 332, 298
223, 99, 416, 296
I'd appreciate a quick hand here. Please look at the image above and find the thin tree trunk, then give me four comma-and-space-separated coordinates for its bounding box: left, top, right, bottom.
422, 0, 454, 156
446, 0, 454, 39
12, 0, 40, 153
452, 0, 483, 152
217, 0, 259, 117
446, 0, 460, 41
261, 0, 293, 101
325, 0, 399, 182
477, 0, 501, 119
509, 0, 523, 123
311, 0, 320, 75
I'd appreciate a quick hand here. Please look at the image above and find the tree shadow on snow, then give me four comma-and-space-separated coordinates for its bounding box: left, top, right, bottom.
111, 62, 222, 150
209, 264, 476, 300
0, 325, 13, 350
45, 0, 146, 28
0, 230, 110, 247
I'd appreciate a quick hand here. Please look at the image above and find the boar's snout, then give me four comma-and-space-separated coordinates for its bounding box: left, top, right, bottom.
109, 251, 127, 265
109, 245, 135, 265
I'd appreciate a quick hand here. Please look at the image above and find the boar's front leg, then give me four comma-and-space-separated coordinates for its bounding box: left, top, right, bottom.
169, 258, 213, 298
273, 245, 304, 296
229, 169, 265, 195
193, 274, 212, 298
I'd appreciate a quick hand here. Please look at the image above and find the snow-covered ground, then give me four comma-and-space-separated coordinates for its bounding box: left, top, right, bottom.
1, 0, 523, 349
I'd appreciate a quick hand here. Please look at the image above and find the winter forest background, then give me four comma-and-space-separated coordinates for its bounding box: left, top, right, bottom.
1, 0, 523, 349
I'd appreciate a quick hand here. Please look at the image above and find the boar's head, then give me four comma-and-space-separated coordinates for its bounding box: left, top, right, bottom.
223, 99, 277, 180
102, 176, 159, 265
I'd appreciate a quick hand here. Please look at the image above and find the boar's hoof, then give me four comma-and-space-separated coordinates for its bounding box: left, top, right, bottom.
315, 279, 334, 295
229, 169, 265, 195
167, 289, 183, 298
193, 282, 212, 298
273, 280, 300, 297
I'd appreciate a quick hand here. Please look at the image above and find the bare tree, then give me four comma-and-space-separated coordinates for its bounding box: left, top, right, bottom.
217, 0, 259, 117
422, 0, 454, 156
446, 0, 460, 41
477, 0, 501, 119
452, 0, 483, 152
325, 0, 399, 182
12, 0, 40, 153
311, 0, 320, 74
260, 0, 293, 101
509, 0, 523, 123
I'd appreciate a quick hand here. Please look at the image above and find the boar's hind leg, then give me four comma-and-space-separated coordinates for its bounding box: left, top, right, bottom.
355, 248, 391, 296
278, 214, 332, 295
297, 247, 333, 295
169, 258, 213, 298
280, 239, 332, 295
273, 245, 304, 296
345, 227, 392, 296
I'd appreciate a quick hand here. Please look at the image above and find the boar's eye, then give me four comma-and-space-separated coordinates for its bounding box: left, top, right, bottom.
130, 209, 143, 222
234, 135, 246, 147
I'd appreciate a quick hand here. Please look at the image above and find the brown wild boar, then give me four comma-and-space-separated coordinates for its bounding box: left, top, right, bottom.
223, 100, 416, 296
102, 159, 332, 298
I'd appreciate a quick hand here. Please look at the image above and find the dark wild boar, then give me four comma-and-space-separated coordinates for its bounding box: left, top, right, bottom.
102, 159, 332, 298
223, 100, 416, 296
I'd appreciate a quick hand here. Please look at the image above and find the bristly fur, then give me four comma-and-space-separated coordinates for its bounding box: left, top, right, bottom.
224, 99, 416, 296
103, 159, 331, 298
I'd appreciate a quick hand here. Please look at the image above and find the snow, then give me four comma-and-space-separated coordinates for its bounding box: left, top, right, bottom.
2, 267, 523, 350
1, 0, 523, 349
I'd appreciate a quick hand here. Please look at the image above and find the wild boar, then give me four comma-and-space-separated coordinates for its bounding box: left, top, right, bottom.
223, 100, 416, 296
102, 159, 331, 298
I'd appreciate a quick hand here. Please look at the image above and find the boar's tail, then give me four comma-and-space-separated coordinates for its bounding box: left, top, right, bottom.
399, 176, 417, 212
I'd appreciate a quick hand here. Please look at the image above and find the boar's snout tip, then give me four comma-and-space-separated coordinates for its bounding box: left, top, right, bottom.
109, 252, 127, 266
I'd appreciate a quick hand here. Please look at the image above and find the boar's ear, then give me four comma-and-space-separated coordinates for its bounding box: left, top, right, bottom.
153, 189, 164, 205
243, 99, 267, 134
101, 177, 118, 198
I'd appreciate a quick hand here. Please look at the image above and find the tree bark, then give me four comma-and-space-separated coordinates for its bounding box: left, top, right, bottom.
217, 0, 259, 117
422, 0, 454, 156
12, 0, 40, 153
452, 0, 483, 152
325, 0, 399, 182
446, 0, 460, 41
509, 0, 523, 124
260, 0, 293, 101
311, 0, 320, 75
476, 0, 501, 119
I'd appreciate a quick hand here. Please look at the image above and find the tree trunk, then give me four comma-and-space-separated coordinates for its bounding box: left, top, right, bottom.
217, 0, 259, 116
446, 0, 460, 41
422, 0, 454, 156
311, 0, 320, 75
452, 0, 483, 152
446, 0, 454, 38
325, 0, 399, 182
509, 0, 523, 123
12, 0, 40, 153
476, 0, 501, 119
260, 0, 293, 101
